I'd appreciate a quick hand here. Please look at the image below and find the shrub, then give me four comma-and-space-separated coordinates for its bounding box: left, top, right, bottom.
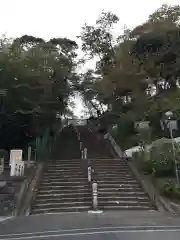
111, 114, 137, 150
163, 180, 174, 197
157, 179, 174, 198
132, 149, 153, 174
150, 140, 174, 177
132, 139, 178, 176
142, 150, 154, 174
174, 184, 180, 199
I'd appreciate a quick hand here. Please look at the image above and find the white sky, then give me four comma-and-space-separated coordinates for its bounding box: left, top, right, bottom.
1, 0, 179, 117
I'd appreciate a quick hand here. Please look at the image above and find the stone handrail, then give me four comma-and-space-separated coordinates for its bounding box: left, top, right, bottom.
104, 133, 126, 158
18, 163, 44, 216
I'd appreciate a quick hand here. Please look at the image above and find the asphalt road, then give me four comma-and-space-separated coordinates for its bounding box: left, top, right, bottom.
0, 211, 180, 239
0, 227, 180, 240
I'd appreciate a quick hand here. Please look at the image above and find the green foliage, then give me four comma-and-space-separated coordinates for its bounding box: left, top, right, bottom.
138, 127, 152, 148
78, 5, 180, 149
0, 35, 78, 150
110, 114, 138, 150
174, 184, 180, 198
157, 179, 174, 197
150, 141, 175, 176
156, 178, 180, 199
132, 150, 153, 174
132, 139, 178, 176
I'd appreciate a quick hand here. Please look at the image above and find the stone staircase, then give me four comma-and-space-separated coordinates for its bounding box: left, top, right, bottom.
31, 126, 92, 215
78, 126, 116, 159
31, 159, 92, 214
91, 159, 154, 210
31, 124, 155, 214
78, 126, 155, 211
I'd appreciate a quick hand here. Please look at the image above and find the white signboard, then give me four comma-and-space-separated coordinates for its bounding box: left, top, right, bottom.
68, 119, 87, 126
161, 120, 178, 131
167, 120, 178, 130
135, 121, 150, 130
10, 150, 23, 166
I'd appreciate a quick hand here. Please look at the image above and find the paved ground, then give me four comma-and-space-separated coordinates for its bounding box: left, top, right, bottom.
0, 217, 13, 223
0, 211, 180, 239
0, 226, 180, 239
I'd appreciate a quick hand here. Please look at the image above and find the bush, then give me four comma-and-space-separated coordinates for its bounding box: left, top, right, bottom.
156, 178, 180, 199
163, 180, 174, 197
156, 179, 174, 198
174, 184, 180, 199
132, 149, 153, 174
111, 114, 137, 150
132, 139, 178, 176
150, 140, 175, 177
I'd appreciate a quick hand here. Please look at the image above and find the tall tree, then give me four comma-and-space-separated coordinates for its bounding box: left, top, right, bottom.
0, 35, 78, 150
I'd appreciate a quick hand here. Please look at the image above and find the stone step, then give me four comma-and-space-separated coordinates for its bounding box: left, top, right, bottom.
40, 185, 89, 190
95, 176, 135, 181
97, 183, 139, 188
35, 196, 92, 203
93, 164, 128, 167
48, 163, 82, 165
97, 180, 137, 184
46, 169, 83, 173
98, 205, 153, 210
35, 195, 149, 204
42, 178, 88, 182
39, 188, 89, 194
98, 195, 150, 202
98, 200, 151, 205
94, 170, 130, 174
47, 162, 82, 165
91, 162, 128, 165
44, 171, 86, 175
33, 201, 92, 209
98, 187, 142, 192
41, 181, 88, 186
46, 165, 82, 168
98, 191, 147, 197
95, 174, 132, 178
92, 167, 129, 170
46, 164, 82, 168
37, 192, 91, 199
49, 159, 81, 162
95, 171, 131, 175
43, 173, 85, 177
90, 159, 125, 163
46, 166, 83, 170
31, 205, 91, 214
42, 177, 87, 182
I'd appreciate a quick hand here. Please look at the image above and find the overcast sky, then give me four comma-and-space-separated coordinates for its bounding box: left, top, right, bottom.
1, 0, 179, 117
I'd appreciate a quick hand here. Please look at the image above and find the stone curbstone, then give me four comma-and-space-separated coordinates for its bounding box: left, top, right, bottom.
106, 133, 177, 214
128, 161, 175, 213
18, 163, 44, 216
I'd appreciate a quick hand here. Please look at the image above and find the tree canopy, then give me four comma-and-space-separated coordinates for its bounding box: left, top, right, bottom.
2, 3, 180, 151
78, 4, 180, 125
0, 35, 78, 150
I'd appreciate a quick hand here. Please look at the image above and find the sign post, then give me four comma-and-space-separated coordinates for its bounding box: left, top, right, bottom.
27, 146, 31, 168
0, 157, 4, 175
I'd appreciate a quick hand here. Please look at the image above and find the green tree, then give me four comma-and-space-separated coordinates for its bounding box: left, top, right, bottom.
0, 35, 78, 150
